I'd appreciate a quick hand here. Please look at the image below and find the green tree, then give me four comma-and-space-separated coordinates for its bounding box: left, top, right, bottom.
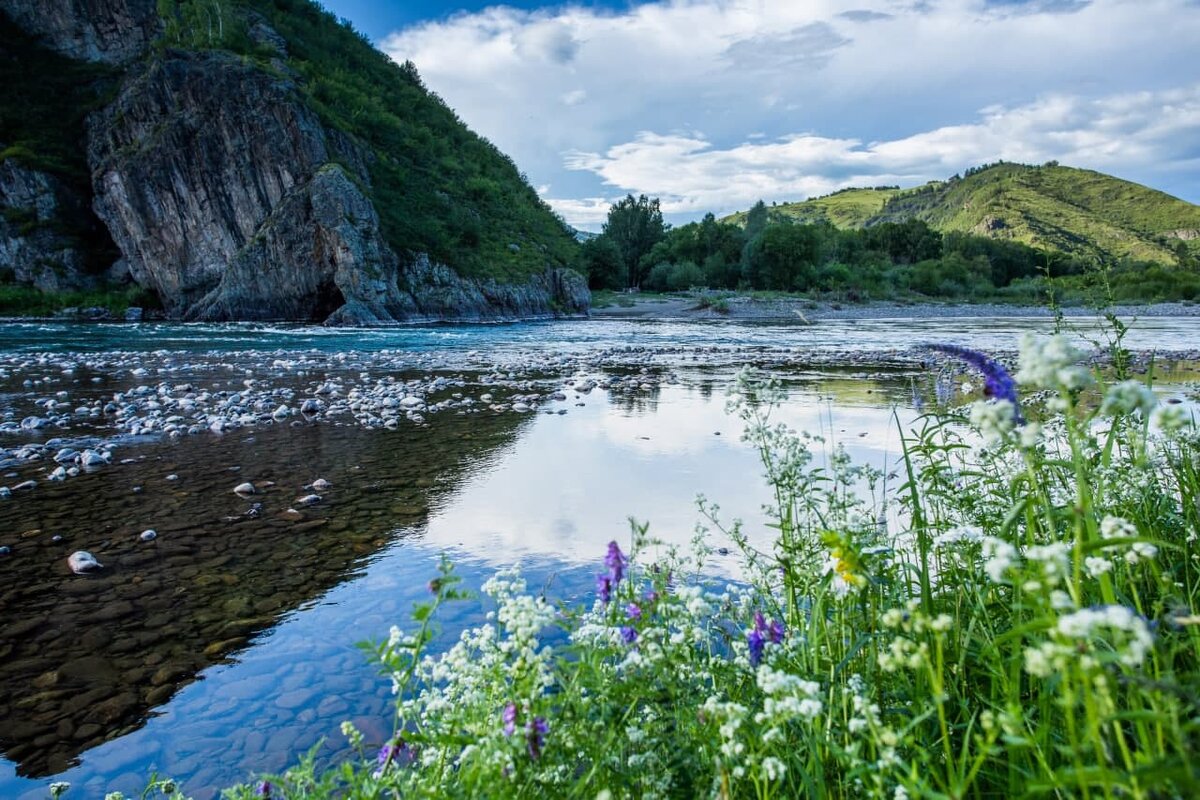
747, 224, 823, 290
579, 236, 623, 290
602, 195, 665, 288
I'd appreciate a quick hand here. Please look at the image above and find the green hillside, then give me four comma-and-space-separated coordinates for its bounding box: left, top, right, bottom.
725, 163, 1200, 266
725, 187, 900, 228
239, 0, 580, 282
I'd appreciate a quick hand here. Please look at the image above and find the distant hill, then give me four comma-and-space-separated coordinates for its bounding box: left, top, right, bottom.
724, 163, 1200, 265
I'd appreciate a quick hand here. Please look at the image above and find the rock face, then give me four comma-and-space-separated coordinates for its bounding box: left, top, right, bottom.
88, 51, 411, 323
0, 0, 160, 63
88, 49, 588, 324
0, 158, 100, 291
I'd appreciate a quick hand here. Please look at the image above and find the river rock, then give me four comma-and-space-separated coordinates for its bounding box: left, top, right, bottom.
67, 551, 103, 574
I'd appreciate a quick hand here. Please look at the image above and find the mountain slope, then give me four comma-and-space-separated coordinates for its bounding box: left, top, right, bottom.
0, 0, 587, 322
725, 163, 1200, 265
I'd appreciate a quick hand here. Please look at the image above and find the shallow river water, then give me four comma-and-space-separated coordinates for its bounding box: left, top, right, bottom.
0, 316, 1197, 799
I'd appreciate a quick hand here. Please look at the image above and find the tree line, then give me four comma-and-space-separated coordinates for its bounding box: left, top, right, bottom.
578, 195, 1200, 302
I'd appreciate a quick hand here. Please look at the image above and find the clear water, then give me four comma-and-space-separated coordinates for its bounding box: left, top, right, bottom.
0, 316, 1196, 800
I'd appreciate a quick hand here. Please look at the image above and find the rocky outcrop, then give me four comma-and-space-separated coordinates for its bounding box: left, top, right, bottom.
87, 49, 588, 324
0, 157, 100, 291
381, 256, 589, 324
0, 0, 160, 63
87, 50, 406, 322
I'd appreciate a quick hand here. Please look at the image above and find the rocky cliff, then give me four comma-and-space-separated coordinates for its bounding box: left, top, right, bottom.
0, 0, 160, 63
1, 1, 588, 323
0, 158, 98, 291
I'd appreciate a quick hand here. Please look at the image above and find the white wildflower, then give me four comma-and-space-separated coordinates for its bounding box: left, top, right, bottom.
1016, 333, 1092, 391
1125, 541, 1158, 564
761, 757, 787, 782
981, 536, 1019, 583
1019, 422, 1042, 449
1085, 555, 1113, 578
1056, 605, 1154, 667
1101, 380, 1157, 417
1100, 516, 1137, 540
1151, 404, 1187, 433
969, 399, 1017, 446
935, 525, 983, 546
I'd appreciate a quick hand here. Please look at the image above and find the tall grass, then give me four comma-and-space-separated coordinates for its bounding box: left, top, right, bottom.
129, 328, 1200, 800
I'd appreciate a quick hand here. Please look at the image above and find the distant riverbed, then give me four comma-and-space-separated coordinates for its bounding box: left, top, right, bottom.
0, 315, 1197, 799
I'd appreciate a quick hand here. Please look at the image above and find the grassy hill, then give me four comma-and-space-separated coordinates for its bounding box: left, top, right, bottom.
724, 163, 1200, 266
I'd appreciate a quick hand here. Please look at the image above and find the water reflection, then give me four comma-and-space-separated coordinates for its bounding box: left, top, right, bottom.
0, 412, 529, 785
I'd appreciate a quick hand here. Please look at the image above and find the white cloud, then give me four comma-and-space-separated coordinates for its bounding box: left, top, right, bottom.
381, 0, 1200, 226
561, 85, 1200, 217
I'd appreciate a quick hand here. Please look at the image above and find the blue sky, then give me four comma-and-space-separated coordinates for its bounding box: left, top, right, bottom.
322, 0, 1200, 229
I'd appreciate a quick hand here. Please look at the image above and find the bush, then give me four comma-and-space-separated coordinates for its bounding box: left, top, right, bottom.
207, 328, 1200, 800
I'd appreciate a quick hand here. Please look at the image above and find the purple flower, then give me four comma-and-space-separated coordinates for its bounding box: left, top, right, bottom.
526, 716, 549, 760
620, 625, 638, 644
503, 701, 518, 736
255, 781, 272, 798
767, 619, 785, 644
753, 611, 766, 632
373, 740, 405, 778
643, 589, 659, 604
747, 627, 765, 667
927, 344, 1023, 420
596, 573, 614, 604
604, 540, 627, 584
625, 602, 642, 620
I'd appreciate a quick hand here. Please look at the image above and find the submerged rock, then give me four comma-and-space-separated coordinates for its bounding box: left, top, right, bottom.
67, 551, 103, 574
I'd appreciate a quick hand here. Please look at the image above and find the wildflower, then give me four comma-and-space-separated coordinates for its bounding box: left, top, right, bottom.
620, 625, 638, 644
255, 781, 272, 798
981, 536, 1019, 583
823, 535, 868, 596
935, 525, 983, 546
747, 627, 765, 666
596, 573, 614, 603
1124, 542, 1158, 564
761, 756, 787, 782
767, 618, 785, 644
927, 344, 1021, 409
503, 701, 518, 736
105, 794, 125, 800
526, 717, 549, 760
1101, 515, 1137, 540
373, 740, 405, 778
1056, 605, 1154, 667
625, 602, 642, 620
1152, 404, 1187, 433
340, 720, 364, 748
1085, 556, 1113, 578
969, 398, 1018, 445
1101, 380, 1156, 417
159, 782, 176, 796
1019, 421, 1042, 449
1016, 333, 1092, 391
49, 783, 70, 799
1027, 543, 1070, 586
605, 540, 627, 584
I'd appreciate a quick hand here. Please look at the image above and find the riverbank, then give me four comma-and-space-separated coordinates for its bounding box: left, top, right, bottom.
591, 292, 1200, 321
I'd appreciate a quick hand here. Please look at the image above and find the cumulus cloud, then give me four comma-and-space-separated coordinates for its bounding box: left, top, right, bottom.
381, 0, 1200, 226
562, 86, 1200, 217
